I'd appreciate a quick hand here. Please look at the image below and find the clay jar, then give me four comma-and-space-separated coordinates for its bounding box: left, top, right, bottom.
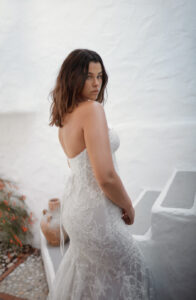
40, 198, 69, 246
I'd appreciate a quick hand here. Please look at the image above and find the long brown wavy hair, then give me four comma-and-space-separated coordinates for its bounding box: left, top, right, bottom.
49, 49, 108, 128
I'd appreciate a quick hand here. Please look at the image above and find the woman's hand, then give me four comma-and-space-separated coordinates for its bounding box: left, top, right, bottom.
121, 205, 135, 225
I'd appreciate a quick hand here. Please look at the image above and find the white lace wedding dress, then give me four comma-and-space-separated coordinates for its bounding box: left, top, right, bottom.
47, 127, 157, 300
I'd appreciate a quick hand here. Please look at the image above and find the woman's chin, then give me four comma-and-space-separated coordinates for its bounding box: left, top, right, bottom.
89, 95, 97, 101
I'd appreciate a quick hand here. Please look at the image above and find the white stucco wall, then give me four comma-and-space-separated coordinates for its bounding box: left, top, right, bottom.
0, 0, 195, 253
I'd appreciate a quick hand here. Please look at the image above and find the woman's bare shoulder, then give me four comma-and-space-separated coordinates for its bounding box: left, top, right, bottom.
76, 100, 104, 120
81, 100, 102, 108
80, 100, 103, 113
61, 100, 98, 121
61, 100, 103, 130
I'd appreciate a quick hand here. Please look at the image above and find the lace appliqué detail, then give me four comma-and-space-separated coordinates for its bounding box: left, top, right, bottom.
48, 127, 157, 300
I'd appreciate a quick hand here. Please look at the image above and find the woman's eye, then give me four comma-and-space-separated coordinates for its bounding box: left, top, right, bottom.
86, 75, 102, 79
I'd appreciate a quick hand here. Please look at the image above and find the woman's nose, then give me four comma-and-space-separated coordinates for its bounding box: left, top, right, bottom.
92, 77, 99, 86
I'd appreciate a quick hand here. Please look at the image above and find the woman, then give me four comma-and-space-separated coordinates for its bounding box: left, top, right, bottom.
47, 49, 157, 299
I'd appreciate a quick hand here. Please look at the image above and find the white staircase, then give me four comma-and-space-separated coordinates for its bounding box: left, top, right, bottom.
40, 169, 196, 299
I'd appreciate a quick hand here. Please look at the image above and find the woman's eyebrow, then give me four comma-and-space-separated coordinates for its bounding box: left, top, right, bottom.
88, 71, 103, 74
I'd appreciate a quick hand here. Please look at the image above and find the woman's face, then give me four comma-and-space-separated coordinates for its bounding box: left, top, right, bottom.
80, 62, 103, 101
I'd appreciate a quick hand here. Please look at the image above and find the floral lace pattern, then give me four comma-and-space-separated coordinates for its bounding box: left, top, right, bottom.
47, 128, 157, 300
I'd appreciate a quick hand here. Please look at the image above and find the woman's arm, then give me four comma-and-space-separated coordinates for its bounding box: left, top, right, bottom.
82, 101, 134, 217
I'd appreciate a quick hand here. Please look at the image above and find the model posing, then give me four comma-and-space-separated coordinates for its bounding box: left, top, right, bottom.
47, 49, 157, 300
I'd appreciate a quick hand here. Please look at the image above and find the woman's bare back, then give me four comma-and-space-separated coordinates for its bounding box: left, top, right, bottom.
58, 100, 91, 159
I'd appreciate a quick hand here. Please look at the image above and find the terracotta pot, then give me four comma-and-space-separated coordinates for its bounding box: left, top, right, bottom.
48, 198, 60, 212
40, 198, 69, 246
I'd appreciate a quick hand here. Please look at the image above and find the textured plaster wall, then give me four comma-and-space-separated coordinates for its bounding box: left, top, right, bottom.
0, 0, 195, 248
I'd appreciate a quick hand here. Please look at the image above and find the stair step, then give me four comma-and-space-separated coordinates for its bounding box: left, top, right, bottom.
151, 169, 196, 238
161, 170, 196, 209
130, 190, 161, 235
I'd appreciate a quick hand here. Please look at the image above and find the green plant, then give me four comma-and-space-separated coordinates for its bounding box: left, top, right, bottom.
0, 177, 36, 251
